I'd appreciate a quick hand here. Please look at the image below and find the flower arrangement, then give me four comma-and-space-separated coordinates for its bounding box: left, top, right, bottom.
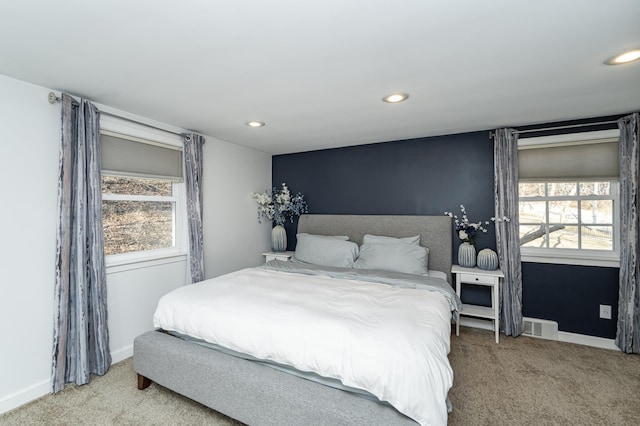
444, 205, 509, 245
251, 183, 308, 226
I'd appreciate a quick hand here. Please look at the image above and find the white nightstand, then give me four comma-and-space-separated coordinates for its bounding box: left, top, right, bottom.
262, 251, 294, 262
451, 265, 504, 343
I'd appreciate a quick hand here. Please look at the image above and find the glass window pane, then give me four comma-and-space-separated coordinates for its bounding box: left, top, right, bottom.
579, 182, 611, 196
520, 224, 547, 247
519, 183, 545, 197
102, 176, 173, 197
102, 200, 174, 255
549, 225, 579, 249
549, 200, 578, 223
580, 200, 613, 224
518, 179, 617, 254
519, 201, 546, 223
581, 226, 613, 250
547, 182, 577, 197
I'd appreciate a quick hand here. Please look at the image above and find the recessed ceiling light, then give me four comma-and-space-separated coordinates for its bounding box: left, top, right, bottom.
246, 121, 265, 127
604, 49, 640, 65
382, 93, 409, 103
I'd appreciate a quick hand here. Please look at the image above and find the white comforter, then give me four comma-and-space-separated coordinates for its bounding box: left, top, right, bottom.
153, 267, 454, 425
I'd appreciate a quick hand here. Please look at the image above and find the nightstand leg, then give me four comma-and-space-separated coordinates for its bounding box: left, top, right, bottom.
493, 283, 499, 343
455, 277, 461, 336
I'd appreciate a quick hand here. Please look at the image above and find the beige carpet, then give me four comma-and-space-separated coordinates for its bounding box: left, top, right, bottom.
1, 327, 638, 425
448, 328, 639, 425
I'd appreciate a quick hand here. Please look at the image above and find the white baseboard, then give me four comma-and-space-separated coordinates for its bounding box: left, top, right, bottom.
0, 378, 50, 415
111, 344, 133, 364
0, 344, 134, 415
458, 318, 620, 351
557, 331, 619, 351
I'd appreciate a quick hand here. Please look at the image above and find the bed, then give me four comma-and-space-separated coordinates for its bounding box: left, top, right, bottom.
134, 214, 457, 426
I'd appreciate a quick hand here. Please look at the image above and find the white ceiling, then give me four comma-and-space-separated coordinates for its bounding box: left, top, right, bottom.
0, 1, 638, 155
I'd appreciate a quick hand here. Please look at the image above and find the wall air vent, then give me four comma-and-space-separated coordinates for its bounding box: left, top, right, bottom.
523, 317, 558, 340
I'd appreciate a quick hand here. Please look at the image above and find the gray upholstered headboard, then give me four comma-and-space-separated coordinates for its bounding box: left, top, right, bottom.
297, 214, 453, 283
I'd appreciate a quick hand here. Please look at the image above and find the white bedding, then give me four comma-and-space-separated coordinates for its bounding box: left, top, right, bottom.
153, 267, 454, 426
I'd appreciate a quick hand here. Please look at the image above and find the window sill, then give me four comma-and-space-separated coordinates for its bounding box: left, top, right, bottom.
521, 251, 619, 268
106, 251, 188, 274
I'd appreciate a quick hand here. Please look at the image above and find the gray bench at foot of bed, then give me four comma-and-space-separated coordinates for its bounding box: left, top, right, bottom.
133, 330, 419, 426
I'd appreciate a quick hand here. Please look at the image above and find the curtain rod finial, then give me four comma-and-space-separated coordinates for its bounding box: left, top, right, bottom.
48, 92, 60, 104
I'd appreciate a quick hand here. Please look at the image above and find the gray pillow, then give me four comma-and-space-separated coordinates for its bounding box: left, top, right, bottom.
362, 234, 420, 245
354, 243, 429, 275
294, 233, 359, 268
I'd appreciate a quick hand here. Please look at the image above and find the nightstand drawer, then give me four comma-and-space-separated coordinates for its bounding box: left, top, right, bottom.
459, 273, 495, 285
263, 251, 294, 262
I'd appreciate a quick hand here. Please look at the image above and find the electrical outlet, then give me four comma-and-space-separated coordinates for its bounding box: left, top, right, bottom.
599, 304, 612, 320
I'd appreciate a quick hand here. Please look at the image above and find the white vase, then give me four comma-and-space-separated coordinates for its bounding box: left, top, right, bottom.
458, 242, 476, 268
271, 225, 287, 252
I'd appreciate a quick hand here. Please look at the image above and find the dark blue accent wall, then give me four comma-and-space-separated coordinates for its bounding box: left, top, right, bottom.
522, 262, 618, 338
273, 131, 497, 253
273, 122, 621, 339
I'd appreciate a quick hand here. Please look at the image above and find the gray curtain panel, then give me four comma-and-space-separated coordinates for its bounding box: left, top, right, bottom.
616, 112, 640, 354
493, 128, 524, 337
183, 133, 205, 283
52, 94, 110, 393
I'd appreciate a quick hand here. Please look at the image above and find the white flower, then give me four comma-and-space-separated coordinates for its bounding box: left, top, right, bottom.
251, 182, 307, 225
446, 205, 509, 242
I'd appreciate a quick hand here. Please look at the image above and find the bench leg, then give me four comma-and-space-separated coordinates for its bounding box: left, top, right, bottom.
137, 374, 152, 390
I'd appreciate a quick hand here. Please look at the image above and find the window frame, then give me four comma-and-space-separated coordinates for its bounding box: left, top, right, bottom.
100, 115, 188, 271
518, 130, 621, 268
519, 181, 620, 267
102, 178, 186, 266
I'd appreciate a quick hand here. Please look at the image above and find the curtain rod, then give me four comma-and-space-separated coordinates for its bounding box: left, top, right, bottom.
489, 119, 619, 139
48, 92, 205, 143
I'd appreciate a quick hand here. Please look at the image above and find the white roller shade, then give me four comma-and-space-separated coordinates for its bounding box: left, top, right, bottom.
101, 132, 183, 181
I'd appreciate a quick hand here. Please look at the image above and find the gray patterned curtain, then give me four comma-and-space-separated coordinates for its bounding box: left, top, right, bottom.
183, 133, 205, 283
494, 128, 524, 337
52, 94, 110, 393
616, 112, 640, 354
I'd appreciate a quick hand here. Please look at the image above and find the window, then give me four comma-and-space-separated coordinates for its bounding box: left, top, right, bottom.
519, 181, 618, 249
517, 130, 620, 267
102, 176, 178, 255
100, 129, 186, 264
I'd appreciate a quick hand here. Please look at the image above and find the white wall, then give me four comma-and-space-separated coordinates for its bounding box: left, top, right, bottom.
203, 136, 273, 277
0, 74, 59, 413
0, 73, 272, 414
106, 259, 189, 361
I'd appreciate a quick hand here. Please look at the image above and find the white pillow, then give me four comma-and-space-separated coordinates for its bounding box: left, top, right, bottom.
294, 233, 359, 268
354, 243, 429, 275
296, 233, 349, 241
362, 234, 420, 245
